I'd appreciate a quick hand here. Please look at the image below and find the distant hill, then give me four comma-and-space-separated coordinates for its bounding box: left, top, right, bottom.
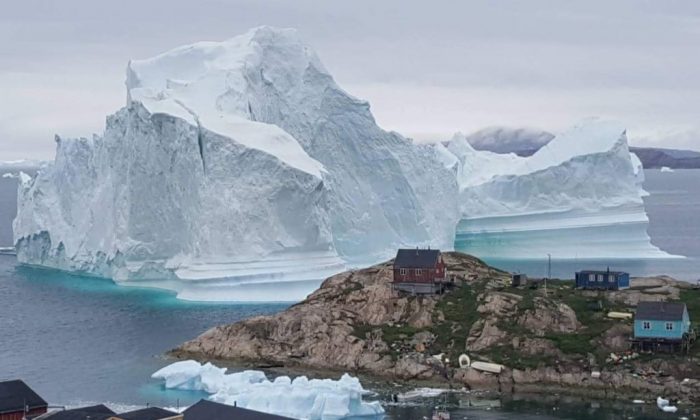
628, 147, 700, 169
464, 127, 554, 156
463, 127, 700, 168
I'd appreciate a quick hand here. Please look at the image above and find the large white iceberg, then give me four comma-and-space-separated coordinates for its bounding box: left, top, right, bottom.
445, 120, 674, 259
151, 360, 384, 419
13, 27, 674, 302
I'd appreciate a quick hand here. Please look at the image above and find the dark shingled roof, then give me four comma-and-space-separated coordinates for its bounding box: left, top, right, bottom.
42, 404, 115, 420
118, 407, 180, 420
183, 400, 293, 420
393, 249, 441, 269
0, 379, 48, 414
636, 301, 687, 321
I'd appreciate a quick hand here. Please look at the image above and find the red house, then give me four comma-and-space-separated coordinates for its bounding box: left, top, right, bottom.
0, 380, 48, 420
392, 248, 447, 294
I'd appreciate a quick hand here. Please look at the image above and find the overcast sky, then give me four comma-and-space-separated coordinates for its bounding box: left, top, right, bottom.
1, 0, 699, 160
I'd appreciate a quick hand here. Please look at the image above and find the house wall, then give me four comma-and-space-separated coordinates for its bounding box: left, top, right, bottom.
575, 272, 628, 290
634, 319, 686, 339
0, 408, 47, 420
393, 258, 445, 284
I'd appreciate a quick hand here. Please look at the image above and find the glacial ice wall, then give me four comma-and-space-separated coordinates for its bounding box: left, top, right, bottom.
13, 27, 674, 302
444, 120, 673, 259
13, 26, 458, 301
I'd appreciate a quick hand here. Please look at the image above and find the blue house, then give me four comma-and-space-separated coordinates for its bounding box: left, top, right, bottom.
632, 301, 694, 353
575, 269, 629, 290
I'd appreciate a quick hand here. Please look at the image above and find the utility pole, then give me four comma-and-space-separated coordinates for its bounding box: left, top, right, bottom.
546, 253, 551, 296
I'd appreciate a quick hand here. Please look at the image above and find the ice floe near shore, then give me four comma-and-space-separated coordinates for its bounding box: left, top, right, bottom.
152, 360, 384, 419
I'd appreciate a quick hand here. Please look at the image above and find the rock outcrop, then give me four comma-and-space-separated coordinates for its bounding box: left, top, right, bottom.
174, 253, 700, 402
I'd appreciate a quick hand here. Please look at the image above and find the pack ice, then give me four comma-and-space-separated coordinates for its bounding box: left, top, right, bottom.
151, 360, 384, 419
13, 27, 672, 302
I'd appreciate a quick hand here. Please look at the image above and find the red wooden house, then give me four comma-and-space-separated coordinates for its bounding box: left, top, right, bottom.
0, 380, 48, 420
392, 248, 448, 294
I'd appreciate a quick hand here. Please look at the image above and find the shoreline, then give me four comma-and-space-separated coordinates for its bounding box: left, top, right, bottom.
170, 252, 700, 408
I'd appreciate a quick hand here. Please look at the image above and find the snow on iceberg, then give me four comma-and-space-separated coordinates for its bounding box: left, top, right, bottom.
445, 119, 676, 259
152, 360, 384, 419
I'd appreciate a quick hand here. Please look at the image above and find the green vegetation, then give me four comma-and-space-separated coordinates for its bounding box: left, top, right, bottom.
679, 288, 700, 355
429, 280, 483, 360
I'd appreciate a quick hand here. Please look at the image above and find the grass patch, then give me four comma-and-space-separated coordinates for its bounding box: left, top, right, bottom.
679, 288, 700, 355
428, 281, 482, 360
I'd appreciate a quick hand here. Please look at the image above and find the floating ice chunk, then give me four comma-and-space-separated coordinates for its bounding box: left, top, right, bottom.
152, 361, 384, 419
660, 166, 674, 173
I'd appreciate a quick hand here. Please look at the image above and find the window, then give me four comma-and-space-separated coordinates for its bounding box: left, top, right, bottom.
588, 273, 595, 282
415, 269, 422, 275
643, 321, 651, 330
399, 268, 407, 275
666, 322, 674, 331
597, 274, 604, 282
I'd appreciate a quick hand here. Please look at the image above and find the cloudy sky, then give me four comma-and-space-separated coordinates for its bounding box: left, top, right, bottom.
1, 0, 699, 160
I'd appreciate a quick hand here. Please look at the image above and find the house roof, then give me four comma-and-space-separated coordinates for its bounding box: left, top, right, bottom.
0, 379, 48, 414
635, 301, 687, 321
393, 249, 441, 269
183, 400, 293, 420
118, 407, 180, 420
41, 404, 115, 420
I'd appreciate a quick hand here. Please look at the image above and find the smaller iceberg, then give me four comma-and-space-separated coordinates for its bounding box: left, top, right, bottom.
152, 360, 384, 419
660, 166, 674, 173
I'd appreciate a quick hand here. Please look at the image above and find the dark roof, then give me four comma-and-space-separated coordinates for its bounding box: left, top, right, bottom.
183, 400, 293, 420
118, 407, 180, 420
636, 301, 687, 321
0, 379, 48, 414
577, 270, 628, 275
393, 249, 441, 269
43, 404, 115, 420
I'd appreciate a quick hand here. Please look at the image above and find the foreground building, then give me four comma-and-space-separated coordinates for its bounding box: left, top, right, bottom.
0, 380, 48, 420
632, 301, 695, 353
183, 400, 292, 420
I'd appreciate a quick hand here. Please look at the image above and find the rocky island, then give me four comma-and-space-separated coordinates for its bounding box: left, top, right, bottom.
174, 252, 700, 403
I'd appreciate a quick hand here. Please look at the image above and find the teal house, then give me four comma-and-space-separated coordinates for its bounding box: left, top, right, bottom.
633, 301, 694, 352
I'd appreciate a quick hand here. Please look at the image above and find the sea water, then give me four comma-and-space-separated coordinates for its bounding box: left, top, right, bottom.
459, 169, 700, 281
1, 169, 699, 419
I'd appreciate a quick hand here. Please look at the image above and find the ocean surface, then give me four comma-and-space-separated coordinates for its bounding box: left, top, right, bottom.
472, 169, 700, 281
0, 169, 699, 419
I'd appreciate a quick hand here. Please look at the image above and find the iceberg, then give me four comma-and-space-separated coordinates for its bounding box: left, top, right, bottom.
151, 360, 384, 419
444, 120, 675, 259
13, 26, 458, 301
13, 26, 674, 301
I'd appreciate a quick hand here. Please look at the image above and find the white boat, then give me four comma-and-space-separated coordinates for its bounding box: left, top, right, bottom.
470, 361, 504, 374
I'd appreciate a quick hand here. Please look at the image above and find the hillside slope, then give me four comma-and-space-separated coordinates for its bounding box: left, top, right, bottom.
175, 252, 700, 401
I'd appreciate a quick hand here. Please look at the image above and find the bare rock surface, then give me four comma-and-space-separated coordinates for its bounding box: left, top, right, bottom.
174, 254, 700, 403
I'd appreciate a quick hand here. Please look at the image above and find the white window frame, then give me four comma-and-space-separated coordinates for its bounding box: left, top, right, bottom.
399, 268, 407, 275
597, 274, 604, 282
643, 321, 651, 330
415, 268, 422, 275
588, 273, 595, 282
666, 322, 674, 331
